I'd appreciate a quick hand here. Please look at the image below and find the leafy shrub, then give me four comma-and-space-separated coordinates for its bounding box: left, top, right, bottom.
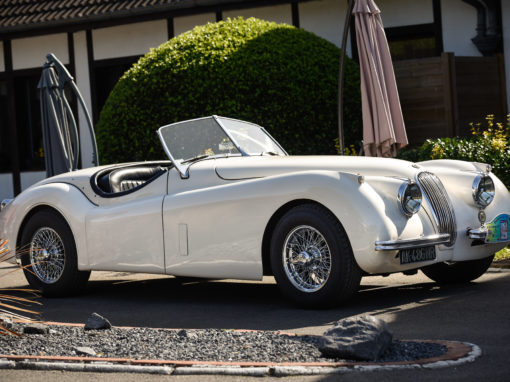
96, 17, 361, 164
403, 115, 509, 187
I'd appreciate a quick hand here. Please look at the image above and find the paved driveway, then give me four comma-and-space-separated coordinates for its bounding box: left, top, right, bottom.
1, 263, 509, 381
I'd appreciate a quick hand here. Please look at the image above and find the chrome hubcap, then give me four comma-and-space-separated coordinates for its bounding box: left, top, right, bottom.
30, 227, 65, 284
282, 225, 332, 292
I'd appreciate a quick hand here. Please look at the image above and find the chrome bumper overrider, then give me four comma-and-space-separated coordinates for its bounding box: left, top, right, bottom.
468, 214, 510, 243
375, 233, 450, 251
467, 227, 487, 240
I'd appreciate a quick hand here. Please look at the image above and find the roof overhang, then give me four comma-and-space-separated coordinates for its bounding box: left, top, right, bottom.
0, 0, 305, 39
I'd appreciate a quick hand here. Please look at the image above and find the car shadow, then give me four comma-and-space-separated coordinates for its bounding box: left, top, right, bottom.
10, 272, 501, 332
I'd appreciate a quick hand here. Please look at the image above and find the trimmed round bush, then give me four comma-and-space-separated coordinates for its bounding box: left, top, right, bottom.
96, 17, 361, 164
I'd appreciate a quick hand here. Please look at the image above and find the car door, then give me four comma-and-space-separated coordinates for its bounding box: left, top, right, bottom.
85, 172, 167, 273
162, 161, 264, 280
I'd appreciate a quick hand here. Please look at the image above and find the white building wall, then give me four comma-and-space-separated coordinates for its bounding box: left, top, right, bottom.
0, 41, 4, 72
223, 4, 292, 25
299, 0, 350, 54
92, 20, 168, 60
0, 172, 47, 199
441, 0, 480, 56
0, 174, 13, 199
376, 0, 433, 27
20, 171, 45, 191
174, 13, 216, 35
11, 33, 69, 70
73, 31, 95, 169
503, 0, 510, 111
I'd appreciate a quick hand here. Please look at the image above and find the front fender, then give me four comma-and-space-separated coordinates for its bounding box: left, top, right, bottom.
313, 173, 436, 274
0, 183, 96, 270
244, 170, 433, 274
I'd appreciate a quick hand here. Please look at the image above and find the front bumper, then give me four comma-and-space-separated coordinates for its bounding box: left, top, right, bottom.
375, 234, 450, 251
376, 213, 510, 252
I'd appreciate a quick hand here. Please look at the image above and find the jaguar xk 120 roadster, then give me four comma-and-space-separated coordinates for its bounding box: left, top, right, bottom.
1, 116, 509, 307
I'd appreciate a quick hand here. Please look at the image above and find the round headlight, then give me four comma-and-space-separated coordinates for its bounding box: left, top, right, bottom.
398, 182, 422, 217
472, 174, 495, 208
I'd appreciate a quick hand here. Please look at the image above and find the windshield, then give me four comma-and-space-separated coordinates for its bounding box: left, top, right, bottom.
217, 117, 286, 156
158, 116, 286, 177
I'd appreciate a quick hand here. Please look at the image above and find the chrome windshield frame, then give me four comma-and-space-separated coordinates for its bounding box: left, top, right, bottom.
157, 115, 287, 179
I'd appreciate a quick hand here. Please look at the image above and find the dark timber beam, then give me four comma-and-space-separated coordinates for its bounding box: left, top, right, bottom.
3, 40, 21, 195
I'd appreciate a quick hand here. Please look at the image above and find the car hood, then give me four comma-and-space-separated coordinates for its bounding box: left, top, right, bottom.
214, 155, 421, 180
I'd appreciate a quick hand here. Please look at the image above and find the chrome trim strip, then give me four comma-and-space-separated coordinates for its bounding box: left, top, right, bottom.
375, 234, 451, 251
416, 172, 457, 246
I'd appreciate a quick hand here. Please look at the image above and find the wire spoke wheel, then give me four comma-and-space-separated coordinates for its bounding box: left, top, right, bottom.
30, 227, 66, 284
271, 204, 361, 308
282, 225, 332, 293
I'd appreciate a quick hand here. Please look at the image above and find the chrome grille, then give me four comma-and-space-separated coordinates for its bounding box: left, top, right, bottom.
417, 172, 457, 246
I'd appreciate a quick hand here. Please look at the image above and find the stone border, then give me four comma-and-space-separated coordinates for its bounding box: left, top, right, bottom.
0, 320, 481, 376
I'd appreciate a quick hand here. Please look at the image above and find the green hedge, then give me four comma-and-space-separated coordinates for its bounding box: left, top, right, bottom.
399, 115, 510, 187
96, 17, 361, 164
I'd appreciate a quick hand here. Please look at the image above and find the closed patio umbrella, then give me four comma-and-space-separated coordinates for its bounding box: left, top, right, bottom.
38, 53, 98, 177
353, 0, 408, 157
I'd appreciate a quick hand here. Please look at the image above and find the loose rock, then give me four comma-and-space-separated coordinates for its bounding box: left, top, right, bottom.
84, 313, 111, 331
73, 346, 97, 357
317, 315, 393, 360
23, 323, 49, 335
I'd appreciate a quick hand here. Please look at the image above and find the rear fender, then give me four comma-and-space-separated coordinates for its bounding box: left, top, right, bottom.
5, 183, 95, 270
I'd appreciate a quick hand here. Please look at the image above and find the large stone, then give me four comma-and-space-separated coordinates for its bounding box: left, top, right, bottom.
317, 315, 393, 361
23, 323, 49, 335
84, 313, 111, 331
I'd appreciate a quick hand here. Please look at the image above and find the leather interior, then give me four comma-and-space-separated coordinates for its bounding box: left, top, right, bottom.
107, 166, 165, 193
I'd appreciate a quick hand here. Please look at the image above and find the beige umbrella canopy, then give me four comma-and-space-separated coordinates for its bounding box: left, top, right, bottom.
353, 0, 408, 157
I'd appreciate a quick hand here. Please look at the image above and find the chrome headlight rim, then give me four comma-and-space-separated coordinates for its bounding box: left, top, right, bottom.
398, 182, 423, 217
472, 174, 495, 208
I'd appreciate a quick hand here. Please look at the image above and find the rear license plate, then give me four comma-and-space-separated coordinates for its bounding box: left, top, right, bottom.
399, 246, 436, 265
486, 214, 509, 243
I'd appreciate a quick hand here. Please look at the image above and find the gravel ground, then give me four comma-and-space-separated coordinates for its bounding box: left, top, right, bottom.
0, 323, 446, 363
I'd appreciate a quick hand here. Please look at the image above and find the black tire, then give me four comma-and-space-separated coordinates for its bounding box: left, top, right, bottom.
270, 204, 362, 308
20, 210, 90, 297
421, 254, 494, 284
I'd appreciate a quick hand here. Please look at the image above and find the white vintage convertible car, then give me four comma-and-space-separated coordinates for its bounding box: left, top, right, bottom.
1, 116, 509, 307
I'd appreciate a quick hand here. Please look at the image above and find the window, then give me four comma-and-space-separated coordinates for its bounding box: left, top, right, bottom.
0, 81, 10, 172
386, 24, 440, 61
14, 73, 44, 171
94, 56, 140, 122
388, 36, 437, 61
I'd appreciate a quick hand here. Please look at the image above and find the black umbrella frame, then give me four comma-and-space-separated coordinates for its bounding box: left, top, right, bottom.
38, 53, 98, 177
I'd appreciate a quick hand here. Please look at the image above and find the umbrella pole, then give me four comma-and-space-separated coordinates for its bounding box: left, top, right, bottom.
46, 53, 99, 167
338, 0, 356, 155
70, 81, 99, 166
